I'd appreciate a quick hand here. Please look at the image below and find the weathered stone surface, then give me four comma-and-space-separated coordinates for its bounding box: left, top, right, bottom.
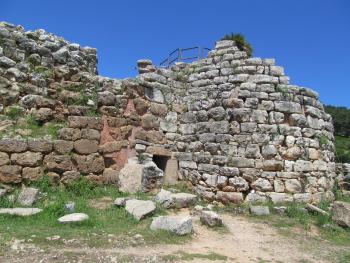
285, 179, 302, 193
0, 208, 42, 216
200, 211, 223, 227
54, 140, 74, 154
58, 213, 89, 223
18, 187, 40, 206
11, 152, 43, 167
332, 201, 350, 227
0, 165, 22, 184
0, 139, 27, 153
251, 178, 273, 192
22, 167, 44, 181
150, 216, 193, 235
250, 205, 270, 216
44, 153, 74, 173
0, 152, 10, 166
171, 193, 197, 208
118, 163, 143, 193
114, 197, 131, 207
216, 191, 243, 204
154, 189, 174, 208
74, 153, 104, 174
73, 139, 99, 154
58, 128, 81, 141
269, 193, 293, 204
125, 199, 156, 221
61, 171, 81, 185
27, 139, 52, 153
229, 177, 249, 192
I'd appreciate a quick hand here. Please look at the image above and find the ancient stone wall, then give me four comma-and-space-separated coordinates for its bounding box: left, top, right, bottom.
0, 22, 339, 204
134, 40, 336, 204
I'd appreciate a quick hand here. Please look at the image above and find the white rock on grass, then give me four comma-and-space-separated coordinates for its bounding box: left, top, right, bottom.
249, 205, 270, 216
58, 213, 89, 223
200, 211, 223, 227
0, 208, 42, 216
332, 201, 350, 227
150, 216, 193, 235
171, 193, 197, 208
154, 189, 197, 209
125, 200, 156, 221
114, 197, 130, 207
154, 189, 175, 208
17, 187, 40, 206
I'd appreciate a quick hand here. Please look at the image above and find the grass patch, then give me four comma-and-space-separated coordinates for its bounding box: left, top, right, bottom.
249, 202, 350, 246
163, 251, 228, 261
0, 177, 190, 254
0, 114, 65, 139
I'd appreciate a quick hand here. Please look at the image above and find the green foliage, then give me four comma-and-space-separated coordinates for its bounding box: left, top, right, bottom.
221, 33, 253, 57
4, 106, 23, 120
325, 105, 350, 137
334, 135, 350, 163
318, 134, 329, 146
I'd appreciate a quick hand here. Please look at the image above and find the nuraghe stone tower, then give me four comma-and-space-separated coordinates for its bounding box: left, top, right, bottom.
0, 22, 336, 204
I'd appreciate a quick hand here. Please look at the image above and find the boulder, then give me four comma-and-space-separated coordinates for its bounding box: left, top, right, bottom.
332, 201, 350, 227
154, 189, 175, 208
17, 187, 40, 206
141, 161, 164, 192
0, 208, 42, 216
150, 216, 193, 235
125, 199, 156, 221
200, 211, 223, 227
250, 205, 270, 216
118, 163, 144, 193
113, 197, 130, 207
58, 213, 89, 223
171, 193, 197, 208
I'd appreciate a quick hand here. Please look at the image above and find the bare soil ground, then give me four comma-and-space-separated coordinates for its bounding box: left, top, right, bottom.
0, 209, 347, 263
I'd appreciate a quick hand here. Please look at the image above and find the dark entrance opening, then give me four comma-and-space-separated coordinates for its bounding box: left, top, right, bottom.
152, 155, 169, 172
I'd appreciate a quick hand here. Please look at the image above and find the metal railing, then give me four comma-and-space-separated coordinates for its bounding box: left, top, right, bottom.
159, 46, 211, 68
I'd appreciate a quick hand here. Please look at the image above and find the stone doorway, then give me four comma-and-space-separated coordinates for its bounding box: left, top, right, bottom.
152, 155, 169, 172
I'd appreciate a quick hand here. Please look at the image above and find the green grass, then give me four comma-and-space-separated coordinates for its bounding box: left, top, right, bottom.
163, 251, 228, 262
257, 201, 350, 246
0, 114, 65, 139
335, 135, 350, 163
0, 177, 191, 253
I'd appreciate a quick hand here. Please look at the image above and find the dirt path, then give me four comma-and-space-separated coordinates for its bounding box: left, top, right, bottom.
1, 210, 345, 263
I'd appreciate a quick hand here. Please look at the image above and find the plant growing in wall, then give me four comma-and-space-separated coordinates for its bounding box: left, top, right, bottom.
221, 33, 253, 57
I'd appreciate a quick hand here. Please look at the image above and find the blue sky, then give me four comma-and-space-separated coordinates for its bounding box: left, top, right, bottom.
1, 0, 349, 107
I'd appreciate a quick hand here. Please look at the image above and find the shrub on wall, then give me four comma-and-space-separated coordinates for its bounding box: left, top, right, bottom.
221, 33, 253, 57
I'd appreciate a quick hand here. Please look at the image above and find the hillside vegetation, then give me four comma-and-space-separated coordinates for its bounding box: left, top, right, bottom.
325, 105, 350, 163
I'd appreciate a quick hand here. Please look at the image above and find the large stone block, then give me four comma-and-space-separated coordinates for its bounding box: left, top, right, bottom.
11, 152, 43, 167
0, 139, 27, 153
0, 165, 22, 183
74, 139, 99, 154
74, 153, 105, 174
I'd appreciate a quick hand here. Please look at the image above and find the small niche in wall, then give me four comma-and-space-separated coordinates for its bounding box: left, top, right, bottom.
152, 155, 169, 172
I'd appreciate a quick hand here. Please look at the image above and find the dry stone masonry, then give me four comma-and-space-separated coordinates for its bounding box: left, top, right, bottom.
0, 22, 340, 204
